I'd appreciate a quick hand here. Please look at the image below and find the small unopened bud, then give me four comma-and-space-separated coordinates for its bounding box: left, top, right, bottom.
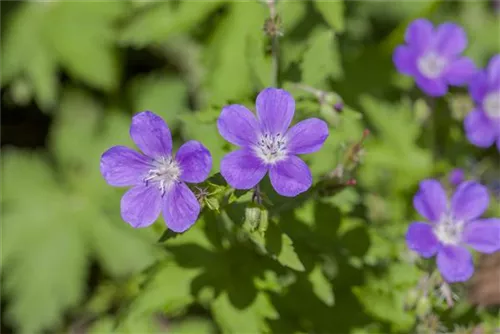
333, 102, 344, 112
345, 179, 357, 186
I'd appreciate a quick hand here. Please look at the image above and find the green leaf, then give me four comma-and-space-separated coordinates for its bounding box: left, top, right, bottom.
128, 73, 189, 127
168, 317, 217, 334
2, 154, 87, 334
0, 2, 58, 110
278, 0, 308, 32
211, 291, 278, 334
203, 2, 267, 104
117, 261, 201, 329
275, 233, 305, 272
26, 45, 58, 110
44, 2, 125, 91
120, 1, 225, 47
313, 0, 345, 33
308, 265, 335, 306
300, 28, 343, 89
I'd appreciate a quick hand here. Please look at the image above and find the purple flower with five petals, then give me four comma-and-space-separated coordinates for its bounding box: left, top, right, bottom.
406, 179, 500, 283
393, 18, 476, 97
217, 88, 329, 197
100, 111, 212, 232
464, 55, 500, 151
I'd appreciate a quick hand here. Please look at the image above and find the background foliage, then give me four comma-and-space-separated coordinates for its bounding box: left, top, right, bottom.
1, 1, 499, 333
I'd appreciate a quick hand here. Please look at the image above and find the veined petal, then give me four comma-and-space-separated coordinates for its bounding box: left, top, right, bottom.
406, 222, 440, 258
415, 74, 448, 97
451, 181, 489, 221
436, 246, 474, 283
100, 146, 151, 186
269, 155, 312, 197
463, 218, 500, 254
413, 179, 448, 223
217, 104, 260, 146
256, 88, 295, 135
163, 182, 200, 233
130, 111, 172, 159
444, 57, 477, 86
464, 109, 497, 148
404, 18, 433, 52
176, 140, 212, 183
220, 149, 267, 189
487, 54, 500, 88
121, 185, 162, 228
286, 118, 329, 154
433, 23, 467, 57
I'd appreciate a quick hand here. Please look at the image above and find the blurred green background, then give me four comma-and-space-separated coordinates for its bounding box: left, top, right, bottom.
1, 1, 499, 333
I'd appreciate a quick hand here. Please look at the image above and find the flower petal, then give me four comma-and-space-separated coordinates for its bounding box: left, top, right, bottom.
433, 22, 467, 56
413, 179, 448, 223
121, 185, 161, 228
393, 45, 417, 75
406, 222, 440, 258
487, 54, 500, 88
100, 146, 151, 186
468, 72, 489, 104
415, 75, 448, 97
163, 182, 200, 233
175, 140, 212, 183
444, 57, 477, 86
436, 246, 474, 283
404, 18, 433, 52
256, 88, 295, 135
130, 111, 172, 158
220, 149, 267, 189
451, 181, 489, 221
463, 218, 500, 254
286, 118, 329, 154
269, 155, 312, 197
176, 140, 212, 183
464, 110, 497, 148
217, 104, 260, 147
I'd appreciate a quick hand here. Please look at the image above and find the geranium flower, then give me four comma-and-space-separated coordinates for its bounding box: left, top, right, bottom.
406, 179, 500, 282
393, 18, 476, 96
217, 88, 329, 197
100, 111, 212, 232
464, 54, 500, 151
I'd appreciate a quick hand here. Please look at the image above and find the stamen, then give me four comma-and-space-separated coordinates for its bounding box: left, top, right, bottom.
417, 52, 447, 79
433, 213, 464, 245
143, 156, 181, 195
254, 132, 288, 164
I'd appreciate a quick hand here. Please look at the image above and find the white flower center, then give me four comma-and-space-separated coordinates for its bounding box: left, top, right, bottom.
483, 91, 500, 119
253, 132, 288, 164
417, 52, 447, 79
144, 156, 181, 195
433, 214, 465, 245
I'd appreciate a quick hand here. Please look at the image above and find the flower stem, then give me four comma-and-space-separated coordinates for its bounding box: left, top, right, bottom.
267, 0, 279, 87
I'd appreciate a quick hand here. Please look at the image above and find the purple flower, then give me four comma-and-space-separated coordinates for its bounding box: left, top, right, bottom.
448, 168, 465, 186
217, 88, 329, 197
393, 19, 476, 97
464, 54, 500, 151
406, 179, 500, 283
100, 111, 212, 232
